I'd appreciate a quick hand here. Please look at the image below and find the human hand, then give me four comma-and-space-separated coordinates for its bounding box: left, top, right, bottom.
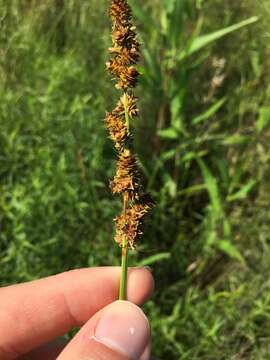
0, 267, 154, 360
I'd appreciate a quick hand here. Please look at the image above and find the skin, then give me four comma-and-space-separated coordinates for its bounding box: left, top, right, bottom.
0, 267, 154, 360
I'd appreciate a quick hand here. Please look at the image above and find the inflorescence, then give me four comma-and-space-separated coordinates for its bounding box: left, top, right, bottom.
105, 0, 152, 249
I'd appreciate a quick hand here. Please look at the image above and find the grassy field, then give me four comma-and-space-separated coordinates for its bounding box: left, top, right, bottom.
1, 0, 270, 359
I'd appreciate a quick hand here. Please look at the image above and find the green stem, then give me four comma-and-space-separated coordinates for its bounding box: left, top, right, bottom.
119, 94, 131, 300
119, 192, 129, 300
123, 92, 130, 132
119, 244, 128, 300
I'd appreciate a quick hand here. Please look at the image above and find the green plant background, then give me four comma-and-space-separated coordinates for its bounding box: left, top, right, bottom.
1, 0, 270, 359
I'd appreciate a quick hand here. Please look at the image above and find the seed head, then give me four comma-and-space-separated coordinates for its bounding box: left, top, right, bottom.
106, 0, 153, 250
109, 45, 140, 65
110, 149, 140, 194
105, 111, 128, 148
113, 93, 139, 119
114, 199, 153, 248
108, 0, 140, 90
110, 0, 132, 25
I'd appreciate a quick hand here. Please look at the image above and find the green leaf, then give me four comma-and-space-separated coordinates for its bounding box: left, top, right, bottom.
181, 150, 208, 163
158, 127, 179, 139
170, 95, 183, 130
227, 180, 257, 202
164, 174, 177, 198
179, 16, 258, 60
129, 0, 156, 30
197, 159, 223, 218
192, 98, 226, 125
137, 252, 171, 267
222, 134, 248, 145
161, 149, 177, 161
178, 184, 206, 197
140, 48, 162, 88
218, 240, 245, 264
256, 107, 270, 133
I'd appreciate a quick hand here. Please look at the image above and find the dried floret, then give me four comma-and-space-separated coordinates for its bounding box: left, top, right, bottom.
107, 0, 140, 89
110, 149, 140, 194
105, 111, 128, 147
114, 199, 153, 248
115, 93, 139, 118
110, 0, 132, 25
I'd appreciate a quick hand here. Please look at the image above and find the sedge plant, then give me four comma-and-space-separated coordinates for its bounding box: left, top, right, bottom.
105, 0, 153, 300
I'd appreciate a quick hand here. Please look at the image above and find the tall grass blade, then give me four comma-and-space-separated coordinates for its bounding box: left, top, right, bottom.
179, 16, 258, 61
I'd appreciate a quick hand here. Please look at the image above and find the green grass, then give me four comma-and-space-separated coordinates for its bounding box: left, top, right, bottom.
1, 0, 270, 358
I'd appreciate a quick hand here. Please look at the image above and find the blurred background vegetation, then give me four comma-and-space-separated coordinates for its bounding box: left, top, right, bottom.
1, 0, 270, 358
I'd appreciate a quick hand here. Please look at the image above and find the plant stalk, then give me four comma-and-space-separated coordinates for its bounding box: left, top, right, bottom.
119, 93, 130, 300
123, 92, 130, 132
119, 191, 129, 300
119, 240, 128, 300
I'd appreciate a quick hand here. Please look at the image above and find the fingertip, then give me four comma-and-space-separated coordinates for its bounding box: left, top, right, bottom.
58, 301, 151, 360
93, 301, 151, 360
140, 344, 151, 360
127, 268, 155, 305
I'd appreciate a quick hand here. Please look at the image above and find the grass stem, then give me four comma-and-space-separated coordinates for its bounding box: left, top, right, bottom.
118, 96, 131, 300
119, 192, 129, 300
119, 244, 128, 300
123, 92, 130, 132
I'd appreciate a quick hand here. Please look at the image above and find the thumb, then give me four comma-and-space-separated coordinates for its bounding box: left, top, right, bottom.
57, 301, 151, 360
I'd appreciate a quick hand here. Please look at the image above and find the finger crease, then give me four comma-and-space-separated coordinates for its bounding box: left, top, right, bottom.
0, 342, 21, 360
59, 291, 79, 329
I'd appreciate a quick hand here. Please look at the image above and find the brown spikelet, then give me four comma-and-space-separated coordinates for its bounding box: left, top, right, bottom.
110, 149, 140, 194
115, 93, 139, 118
107, 60, 139, 90
107, 0, 140, 90
105, 111, 128, 147
112, 27, 139, 51
109, 45, 140, 65
116, 66, 139, 90
114, 199, 152, 248
111, 0, 132, 25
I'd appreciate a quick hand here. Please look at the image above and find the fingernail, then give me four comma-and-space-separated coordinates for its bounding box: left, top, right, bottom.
134, 266, 152, 272
95, 301, 150, 360
143, 266, 153, 273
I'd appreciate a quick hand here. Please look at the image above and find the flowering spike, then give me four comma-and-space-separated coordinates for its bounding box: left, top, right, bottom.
105, 0, 153, 300
105, 0, 152, 250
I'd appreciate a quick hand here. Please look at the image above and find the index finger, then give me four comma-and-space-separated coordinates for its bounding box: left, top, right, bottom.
0, 267, 154, 359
